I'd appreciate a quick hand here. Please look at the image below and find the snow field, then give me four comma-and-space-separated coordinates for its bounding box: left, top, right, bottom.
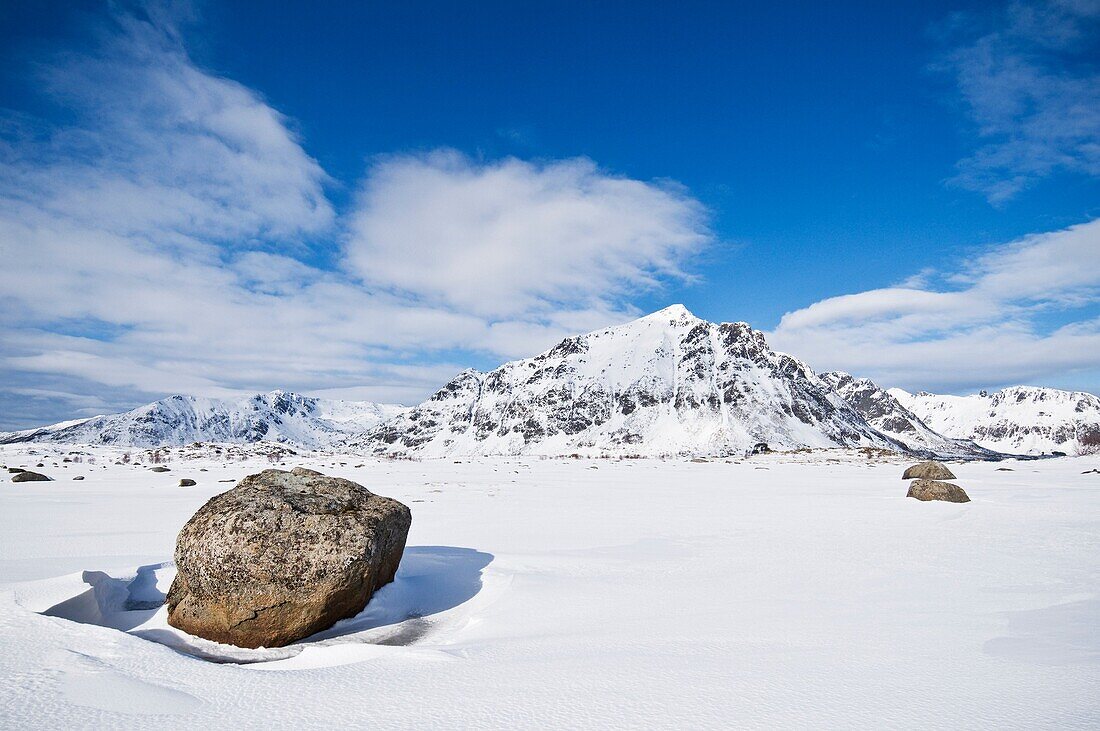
0, 445, 1098, 728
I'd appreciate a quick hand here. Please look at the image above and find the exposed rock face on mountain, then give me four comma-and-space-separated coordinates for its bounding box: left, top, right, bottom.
821, 372, 996, 459
166, 467, 411, 648
0, 392, 407, 449
906, 479, 970, 503
892, 386, 1100, 456
359, 305, 905, 457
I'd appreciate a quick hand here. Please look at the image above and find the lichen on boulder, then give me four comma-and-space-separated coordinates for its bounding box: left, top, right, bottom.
902, 461, 956, 480
907, 479, 970, 503
166, 467, 411, 648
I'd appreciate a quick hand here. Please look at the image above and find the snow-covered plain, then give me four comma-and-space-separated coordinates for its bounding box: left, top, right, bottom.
1, 444, 1098, 728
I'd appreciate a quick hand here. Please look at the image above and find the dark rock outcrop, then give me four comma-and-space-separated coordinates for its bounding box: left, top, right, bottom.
12, 471, 50, 482
907, 479, 970, 503
902, 461, 956, 480
166, 467, 411, 648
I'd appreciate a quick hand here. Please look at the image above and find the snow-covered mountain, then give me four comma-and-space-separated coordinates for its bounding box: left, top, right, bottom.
891, 386, 1100, 456
357, 305, 905, 457
820, 372, 997, 458
0, 391, 407, 449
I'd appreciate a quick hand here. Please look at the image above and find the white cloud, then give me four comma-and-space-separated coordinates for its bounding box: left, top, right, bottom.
0, 6, 712, 429
769, 218, 1100, 392
344, 150, 710, 319
937, 0, 1100, 203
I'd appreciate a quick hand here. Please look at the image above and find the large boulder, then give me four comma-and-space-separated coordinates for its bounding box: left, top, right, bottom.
166, 467, 411, 648
902, 461, 956, 480
12, 471, 50, 482
907, 479, 970, 503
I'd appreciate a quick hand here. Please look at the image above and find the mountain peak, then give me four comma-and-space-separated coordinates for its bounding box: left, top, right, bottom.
645, 303, 696, 321
358, 307, 900, 457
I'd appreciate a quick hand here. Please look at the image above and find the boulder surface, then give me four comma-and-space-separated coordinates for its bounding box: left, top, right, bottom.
907, 479, 970, 503
166, 467, 411, 648
12, 471, 50, 482
902, 461, 956, 480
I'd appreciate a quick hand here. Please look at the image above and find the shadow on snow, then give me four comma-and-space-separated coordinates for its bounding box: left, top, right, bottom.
41, 546, 493, 663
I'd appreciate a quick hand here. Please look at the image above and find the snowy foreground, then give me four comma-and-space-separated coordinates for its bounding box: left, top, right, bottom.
1, 446, 1098, 728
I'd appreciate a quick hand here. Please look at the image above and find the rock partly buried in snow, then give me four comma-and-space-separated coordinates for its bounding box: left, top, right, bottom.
150, 466, 171, 473
178, 478, 196, 487
12, 470, 50, 482
72, 475, 85, 480
166, 467, 411, 648
902, 461, 956, 480
907, 479, 970, 503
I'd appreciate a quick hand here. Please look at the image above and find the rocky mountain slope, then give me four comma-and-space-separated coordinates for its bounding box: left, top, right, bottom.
0, 391, 406, 449
357, 305, 905, 457
820, 372, 997, 458
891, 386, 1100, 456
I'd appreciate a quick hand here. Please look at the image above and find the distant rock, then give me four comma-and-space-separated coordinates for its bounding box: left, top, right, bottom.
166, 467, 412, 648
12, 471, 50, 482
7, 467, 25, 473
150, 466, 171, 473
902, 461, 956, 480
73, 475, 85, 481
178, 478, 196, 487
907, 479, 970, 503
751, 442, 771, 455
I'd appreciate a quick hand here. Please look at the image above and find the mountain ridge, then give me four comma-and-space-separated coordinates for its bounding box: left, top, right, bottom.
0, 390, 407, 449
355, 305, 907, 457
892, 386, 1100, 455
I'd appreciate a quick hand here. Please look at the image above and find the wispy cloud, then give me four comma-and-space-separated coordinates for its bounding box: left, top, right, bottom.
344, 150, 709, 319
0, 5, 712, 428
769, 218, 1100, 391
935, 0, 1100, 203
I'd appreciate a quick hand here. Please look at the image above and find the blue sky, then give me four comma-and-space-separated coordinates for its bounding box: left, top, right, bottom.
0, 0, 1098, 429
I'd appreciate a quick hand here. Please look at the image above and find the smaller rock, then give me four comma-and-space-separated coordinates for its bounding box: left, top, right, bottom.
7, 467, 25, 474
902, 461, 956, 480
995, 467, 1014, 471
751, 442, 771, 455
73, 476, 85, 481
12, 471, 51, 483
690, 457, 709, 463
907, 479, 970, 503
150, 466, 171, 473
179, 478, 196, 487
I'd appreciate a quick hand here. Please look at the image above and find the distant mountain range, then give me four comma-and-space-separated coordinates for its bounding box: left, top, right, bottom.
3, 306, 1096, 457
0, 391, 405, 449
892, 386, 1100, 456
